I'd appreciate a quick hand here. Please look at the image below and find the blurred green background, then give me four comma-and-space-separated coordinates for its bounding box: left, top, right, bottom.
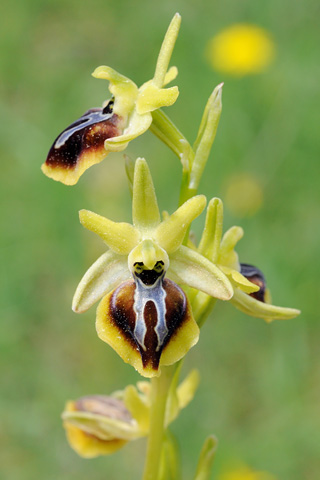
1, 0, 319, 479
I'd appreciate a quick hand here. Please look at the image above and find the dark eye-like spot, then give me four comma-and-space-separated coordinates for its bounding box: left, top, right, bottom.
154, 261, 164, 273
102, 99, 114, 115
133, 261, 165, 286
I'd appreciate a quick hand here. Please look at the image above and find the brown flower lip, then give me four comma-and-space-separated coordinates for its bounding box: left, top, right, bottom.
106, 276, 190, 371
240, 263, 266, 302
44, 99, 121, 170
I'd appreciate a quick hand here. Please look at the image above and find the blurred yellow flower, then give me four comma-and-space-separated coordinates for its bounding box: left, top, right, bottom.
224, 173, 264, 217
62, 370, 199, 458
220, 466, 277, 480
206, 24, 275, 76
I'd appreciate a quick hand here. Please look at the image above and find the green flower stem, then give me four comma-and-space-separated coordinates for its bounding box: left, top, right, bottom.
151, 109, 197, 210
192, 295, 217, 328
142, 366, 175, 480
179, 174, 197, 206
151, 109, 192, 162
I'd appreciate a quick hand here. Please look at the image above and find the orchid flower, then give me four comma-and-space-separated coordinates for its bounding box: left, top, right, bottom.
72, 158, 233, 377
42, 14, 181, 185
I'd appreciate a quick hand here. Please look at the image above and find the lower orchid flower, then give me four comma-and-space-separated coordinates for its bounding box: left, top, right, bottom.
62, 369, 199, 458
72, 158, 233, 377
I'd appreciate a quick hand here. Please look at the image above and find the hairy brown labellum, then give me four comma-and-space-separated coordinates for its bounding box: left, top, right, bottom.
42, 99, 124, 184
96, 264, 194, 375
110, 275, 188, 369
45, 101, 120, 169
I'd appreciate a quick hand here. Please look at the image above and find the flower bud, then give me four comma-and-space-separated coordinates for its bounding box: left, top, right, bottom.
62, 395, 137, 458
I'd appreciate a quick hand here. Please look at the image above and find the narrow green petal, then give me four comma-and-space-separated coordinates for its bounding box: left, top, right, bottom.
198, 198, 223, 262
136, 84, 179, 115
163, 66, 178, 85
231, 288, 301, 322
72, 251, 130, 313
132, 158, 160, 230
219, 265, 260, 294
219, 225, 243, 269
155, 196, 207, 253
79, 209, 140, 254
92, 65, 138, 117
104, 111, 152, 151
168, 246, 233, 300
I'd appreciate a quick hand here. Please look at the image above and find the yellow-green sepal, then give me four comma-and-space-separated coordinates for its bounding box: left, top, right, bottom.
132, 157, 161, 230
168, 246, 233, 300
231, 288, 301, 322
155, 195, 207, 253
79, 209, 140, 255
72, 250, 130, 313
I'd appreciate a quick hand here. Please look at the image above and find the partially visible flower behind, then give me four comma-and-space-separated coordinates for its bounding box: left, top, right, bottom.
205, 24, 275, 76
42, 14, 181, 185
62, 370, 199, 458
220, 465, 277, 480
193, 197, 300, 323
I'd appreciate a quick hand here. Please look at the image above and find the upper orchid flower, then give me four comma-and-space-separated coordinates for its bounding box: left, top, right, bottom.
194, 197, 300, 322
72, 158, 233, 377
41, 14, 181, 185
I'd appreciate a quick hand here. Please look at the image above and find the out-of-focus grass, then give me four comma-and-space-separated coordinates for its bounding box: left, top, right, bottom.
0, 1, 319, 479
